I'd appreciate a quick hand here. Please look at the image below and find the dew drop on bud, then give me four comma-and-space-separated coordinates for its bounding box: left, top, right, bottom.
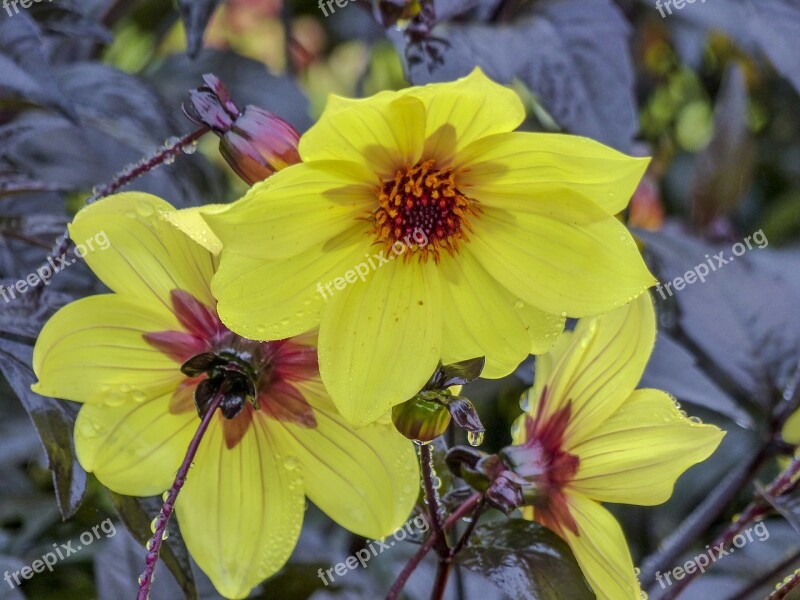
467, 430, 484, 446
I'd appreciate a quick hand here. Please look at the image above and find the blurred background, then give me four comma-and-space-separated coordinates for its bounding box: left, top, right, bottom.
1, 0, 800, 598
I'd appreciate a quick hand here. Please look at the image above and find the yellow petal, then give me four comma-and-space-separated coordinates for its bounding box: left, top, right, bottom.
457, 132, 650, 216
562, 492, 642, 600
32, 294, 182, 404
161, 204, 230, 255
782, 408, 800, 445
318, 260, 441, 427
406, 67, 526, 166
74, 395, 195, 496
205, 160, 377, 260
515, 301, 567, 355
298, 95, 426, 179
439, 248, 541, 378
176, 413, 304, 600
571, 388, 724, 505
69, 193, 215, 311
469, 207, 656, 317
531, 293, 657, 447
212, 227, 372, 341
274, 380, 418, 537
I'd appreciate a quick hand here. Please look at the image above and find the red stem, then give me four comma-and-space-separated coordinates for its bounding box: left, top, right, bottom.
136, 389, 223, 600
662, 454, 800, 599
385, 493, 482, 600
41, 127, 210, 276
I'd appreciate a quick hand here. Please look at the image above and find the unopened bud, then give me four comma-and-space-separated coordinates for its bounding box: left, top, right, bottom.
392, 394, 451, 443
184, 74, 301, 185
219, 106, 301, 184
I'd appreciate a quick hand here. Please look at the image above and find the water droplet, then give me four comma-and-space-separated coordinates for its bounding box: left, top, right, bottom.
162, 491, 169, 501
182, 141, 198, 155
132, 389, 147, 402
467, 430, 485, 446
689, 416, 703, 424
164, 154, 176, 165
150, 517, 158, 533
136, 202, 155, 217
145, 539, 153, 551
77, 419, 98, 439
165, 136, 181, 147
514, 300, 524, 309
284, 456, 299, 470
560, 311, 567, 317
161, 529, 169, 540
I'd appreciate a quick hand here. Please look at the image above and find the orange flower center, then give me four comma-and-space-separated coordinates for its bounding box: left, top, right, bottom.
372, 159, 479, 262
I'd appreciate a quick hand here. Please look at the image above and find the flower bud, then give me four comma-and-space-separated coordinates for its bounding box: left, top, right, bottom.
184, 74, 301, 185
219, 106, 301, 185
392, 394, 451, 443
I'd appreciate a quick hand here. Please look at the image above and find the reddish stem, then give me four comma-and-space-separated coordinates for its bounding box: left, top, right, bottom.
385, 492, 482, 600
43, 127, 210, 273
662, 454, 800, 599
769, 568, 800, 600
136, 389, 223, 600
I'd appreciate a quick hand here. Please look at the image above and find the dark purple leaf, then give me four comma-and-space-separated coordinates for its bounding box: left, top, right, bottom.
458, 519, 595, 599
0, 338, 86, 518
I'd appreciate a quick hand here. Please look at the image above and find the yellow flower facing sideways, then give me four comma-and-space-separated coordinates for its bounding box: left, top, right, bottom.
199, 68, 657, 427
31, 193, 419, 599
507, 293, 724, 599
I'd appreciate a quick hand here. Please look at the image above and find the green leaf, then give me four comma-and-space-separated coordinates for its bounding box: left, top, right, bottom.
108, 492, 198, 600
458, 519, 595, 600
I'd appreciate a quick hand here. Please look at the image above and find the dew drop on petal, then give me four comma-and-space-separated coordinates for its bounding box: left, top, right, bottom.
136, 201, 155, 217
467, 430, 484, 446
513, 300, 524, 309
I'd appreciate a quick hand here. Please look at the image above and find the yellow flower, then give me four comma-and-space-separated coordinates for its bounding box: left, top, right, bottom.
507, 293, 724, 599
31, 193, 419, 600
201, 67, 656, 427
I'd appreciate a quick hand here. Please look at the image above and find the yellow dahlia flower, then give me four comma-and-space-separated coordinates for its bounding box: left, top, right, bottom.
507, 293, 724, 599
31, 193, 418, 599
202, 67, 656, 427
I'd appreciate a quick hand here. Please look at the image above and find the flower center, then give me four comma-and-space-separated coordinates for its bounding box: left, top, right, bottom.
143, 290, 318, 447
373, 159, 478, 262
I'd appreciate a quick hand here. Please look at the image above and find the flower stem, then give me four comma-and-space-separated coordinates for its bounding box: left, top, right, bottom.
728, 548, 800, 600
88, 127, 209, 204
420, 444, 447, 552
450, 496, 486, 557
660, 454, 800, 600
420, 443, 453, 599
42, 127, 210, 275
431, 561, 452, 600
136, 388, 223, 600
385, 492, 482, 600
641, 440, 773, 590
769, 567, 800, 600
